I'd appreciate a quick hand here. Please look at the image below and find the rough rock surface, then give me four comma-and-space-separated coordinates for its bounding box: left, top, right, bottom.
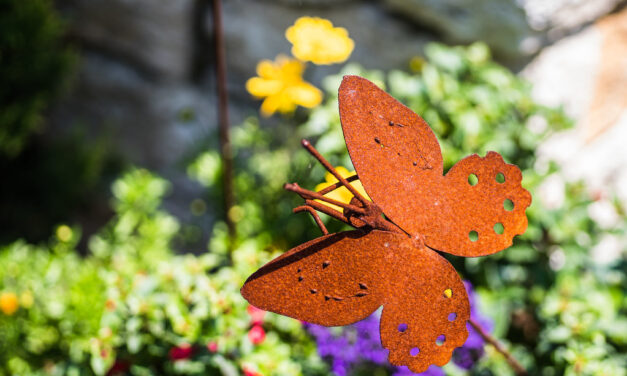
55, 0, 626, 173
221, 0, 436, 101
522, 27, 602, 120
49, 52, 219, 246
584, 9, 627, 141
525, 7, 627, 201
52, 53, 215, 169
60, 0, 196, 81
520, 0, 624, 35
48, 0, 627, 229
383, 0, 537, 60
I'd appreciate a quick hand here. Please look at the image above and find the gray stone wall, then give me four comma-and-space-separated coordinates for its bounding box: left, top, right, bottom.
48, 0, 626, 233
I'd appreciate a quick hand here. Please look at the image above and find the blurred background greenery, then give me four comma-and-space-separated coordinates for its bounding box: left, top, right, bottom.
1, 0, 626, 375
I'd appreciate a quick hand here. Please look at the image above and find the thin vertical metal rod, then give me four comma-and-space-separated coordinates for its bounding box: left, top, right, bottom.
469, 318, 528, 376
212, 0, 235, 243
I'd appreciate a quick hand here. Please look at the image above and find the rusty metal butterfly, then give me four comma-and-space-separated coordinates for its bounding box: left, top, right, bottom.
241, 75, 532, 373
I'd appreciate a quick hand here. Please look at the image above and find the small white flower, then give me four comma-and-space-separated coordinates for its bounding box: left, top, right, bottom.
538, 174, 565, 210
588, 199, 619, 229
548, 246, 566, 271
527, 114, 548, 134
591, 235, 624, 265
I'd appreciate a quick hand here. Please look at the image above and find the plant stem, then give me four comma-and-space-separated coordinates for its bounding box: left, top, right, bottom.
469, 318, 528, 376
212, 0, 235, 244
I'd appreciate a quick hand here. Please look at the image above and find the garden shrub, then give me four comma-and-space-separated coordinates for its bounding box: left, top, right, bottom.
0, 169, 325, 376
0, 0, 74, 157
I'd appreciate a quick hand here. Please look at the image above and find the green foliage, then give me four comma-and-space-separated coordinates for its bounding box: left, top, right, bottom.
0, 238, 104, 375
0, 0, 74, 156
1, 42, 626, 376
0, 169, 325, 376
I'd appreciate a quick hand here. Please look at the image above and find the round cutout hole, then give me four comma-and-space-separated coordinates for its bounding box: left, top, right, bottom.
448, 313, 457, 322
410, 347, 420, 356
504, 199, 514, 211
398, 323, 408, 333
443, 289, 452, 298
496, 173, 505, 183
436, 335, 446, 346
468, 174, 478, 186
494, 222, 504, 234
469, 231, 478, 242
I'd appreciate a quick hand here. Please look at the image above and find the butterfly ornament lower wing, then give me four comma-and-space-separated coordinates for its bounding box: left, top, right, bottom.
380, 242, 470, 373
241, 230, 470, 372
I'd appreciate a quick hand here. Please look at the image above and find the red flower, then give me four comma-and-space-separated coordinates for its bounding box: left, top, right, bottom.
243, 367, 263, 376
247, 324, 266, 345
207, 341, 218, 353
107, 360, 130, 376
247, 304, 266, 325
169, 344, 193, 361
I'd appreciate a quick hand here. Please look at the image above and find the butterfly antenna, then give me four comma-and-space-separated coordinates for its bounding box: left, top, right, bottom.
284, 183, 367, 215
300, 139, 371, 207
315, 174, 359, 195
293, 205, 329, 235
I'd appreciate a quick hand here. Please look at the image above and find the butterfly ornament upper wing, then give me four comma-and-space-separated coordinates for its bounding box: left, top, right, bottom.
241, 230, 470, 373
339, 76, 532, 257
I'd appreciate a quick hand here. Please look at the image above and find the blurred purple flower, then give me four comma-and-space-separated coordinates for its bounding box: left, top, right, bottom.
393, 365, 444, 376
305, 280, 492, 375
452, 281, 493, 370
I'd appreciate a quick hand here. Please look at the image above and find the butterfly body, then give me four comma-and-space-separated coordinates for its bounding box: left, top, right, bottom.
241, 75, 531, 373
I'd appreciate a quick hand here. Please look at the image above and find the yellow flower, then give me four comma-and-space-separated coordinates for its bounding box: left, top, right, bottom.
315, 166, 370, 212
409, 56, 426, 72
20, 290, 34, 308
286, 17, 354, 65
0, 292, 19, 315
56, 224, 73, 242
246, 55, 322, 117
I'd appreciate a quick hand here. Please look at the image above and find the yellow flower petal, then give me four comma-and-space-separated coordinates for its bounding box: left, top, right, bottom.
280, 57, 306, 77
246, 77, 283, 97
256, 59, 279, 78
287, 83, 322, 109
0, 292, 19, 316
260, 95, 283, 117
321, 166, 351, 185
315, 183, 329, 195
286, 17, 354, 65
314, 167, 370, 212
247, 55, 321, 116
336, 167, 351, 179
